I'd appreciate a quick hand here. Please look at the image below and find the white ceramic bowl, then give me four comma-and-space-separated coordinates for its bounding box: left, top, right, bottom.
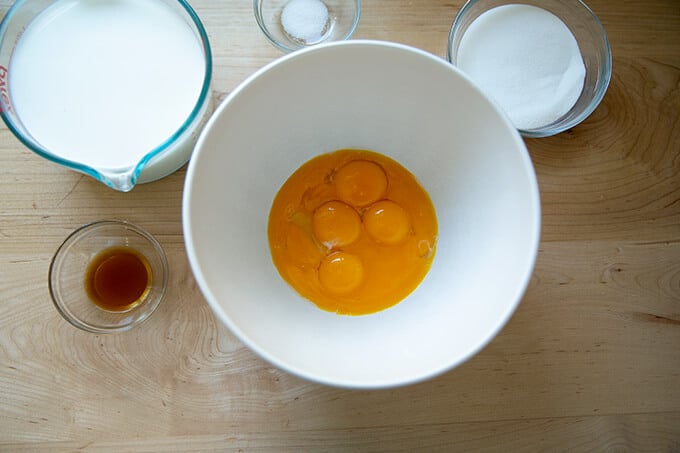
183, 41, 540, 389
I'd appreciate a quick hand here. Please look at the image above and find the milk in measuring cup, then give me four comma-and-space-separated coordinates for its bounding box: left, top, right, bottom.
9, 0, 208, 186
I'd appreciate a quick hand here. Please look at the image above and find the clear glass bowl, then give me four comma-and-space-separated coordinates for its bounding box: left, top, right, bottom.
49, 220, 168, 333
447, 0, 611, 138
0, 0, 213, 191
254, 0, 361, 53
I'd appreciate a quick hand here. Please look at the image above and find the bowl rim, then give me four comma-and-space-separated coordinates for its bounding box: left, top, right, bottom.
183, 40, 541, 388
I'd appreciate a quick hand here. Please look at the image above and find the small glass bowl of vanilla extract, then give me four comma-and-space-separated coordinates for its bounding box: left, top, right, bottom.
49, 220, 168, 333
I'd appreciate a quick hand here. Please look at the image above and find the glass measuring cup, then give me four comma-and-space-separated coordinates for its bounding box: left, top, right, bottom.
0, 0, 213, 192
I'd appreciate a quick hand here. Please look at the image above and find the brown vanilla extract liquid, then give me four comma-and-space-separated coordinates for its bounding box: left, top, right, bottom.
85, 246, 152, 312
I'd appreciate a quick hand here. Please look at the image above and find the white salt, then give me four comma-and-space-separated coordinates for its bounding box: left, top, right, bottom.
281, 0, 329, 44
457, 4, 586, 130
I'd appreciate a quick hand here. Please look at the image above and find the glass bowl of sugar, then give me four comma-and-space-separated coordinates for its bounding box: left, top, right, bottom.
447, 0, 611, 138
254, 0, 361, 53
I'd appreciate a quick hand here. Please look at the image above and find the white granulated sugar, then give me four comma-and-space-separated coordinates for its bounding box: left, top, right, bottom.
457, 4, 586, 130
281, 0, 329, 44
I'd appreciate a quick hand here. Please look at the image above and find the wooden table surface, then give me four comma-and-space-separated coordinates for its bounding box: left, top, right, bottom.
1, 0, 678, 451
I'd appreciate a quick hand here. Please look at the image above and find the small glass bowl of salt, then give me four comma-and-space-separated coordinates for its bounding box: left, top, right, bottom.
254, 0, 361, 53
448, 0, 611, 138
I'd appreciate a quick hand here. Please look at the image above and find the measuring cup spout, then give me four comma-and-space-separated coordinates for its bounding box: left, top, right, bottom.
96, 165, 139, 192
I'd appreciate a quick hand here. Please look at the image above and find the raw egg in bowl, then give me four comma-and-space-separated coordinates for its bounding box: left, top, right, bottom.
183, 40, 540, 389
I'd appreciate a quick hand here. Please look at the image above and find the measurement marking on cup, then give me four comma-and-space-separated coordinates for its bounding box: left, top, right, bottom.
0, 66, 12, 113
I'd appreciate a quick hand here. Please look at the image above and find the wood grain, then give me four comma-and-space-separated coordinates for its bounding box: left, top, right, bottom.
1, 0, 679, 451
2, 413, 679, 452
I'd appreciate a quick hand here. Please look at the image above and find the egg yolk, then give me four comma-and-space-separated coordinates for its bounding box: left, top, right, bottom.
334, 160, 388, 207
312, 200, 361, 248
268, 149, 438, 315
285, 223, 322, 268
363, 200, 411, 245
318, 252, 364, 294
